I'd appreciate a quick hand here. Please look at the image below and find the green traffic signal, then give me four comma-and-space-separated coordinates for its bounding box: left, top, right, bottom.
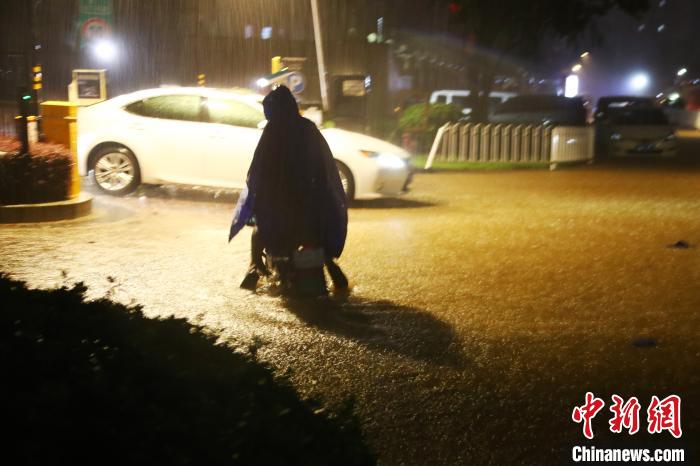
22, 94, 32, 101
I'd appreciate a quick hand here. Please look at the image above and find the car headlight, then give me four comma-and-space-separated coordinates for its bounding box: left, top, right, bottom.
360, 150, 406, 169
610, 133, 621, 140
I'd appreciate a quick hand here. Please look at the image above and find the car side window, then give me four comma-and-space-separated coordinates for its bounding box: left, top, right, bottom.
125, 95, 203, 122
205, 98, 264, 128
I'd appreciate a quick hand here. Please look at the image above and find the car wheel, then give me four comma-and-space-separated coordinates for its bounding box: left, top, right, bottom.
336, 161, 354, 201
90, 145, 140, 195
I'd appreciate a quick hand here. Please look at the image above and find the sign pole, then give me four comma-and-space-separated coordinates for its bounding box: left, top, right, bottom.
17, 87, 31, 155
310, 0, 329, 112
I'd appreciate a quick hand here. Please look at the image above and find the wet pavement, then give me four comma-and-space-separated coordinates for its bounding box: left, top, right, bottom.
2, 157, 700, 464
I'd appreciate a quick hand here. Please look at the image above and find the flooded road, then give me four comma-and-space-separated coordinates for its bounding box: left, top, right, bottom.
2, 163, 699, 464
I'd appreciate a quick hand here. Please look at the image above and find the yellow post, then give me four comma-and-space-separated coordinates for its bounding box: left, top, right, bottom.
271, 56, 282, 73
40, 101, 80, 199
14, 115, 39, 143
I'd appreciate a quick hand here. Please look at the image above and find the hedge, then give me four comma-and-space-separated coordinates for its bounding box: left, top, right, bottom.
0, 135, 73, 205
0, 273, 375, 465
398, 103, 463, 152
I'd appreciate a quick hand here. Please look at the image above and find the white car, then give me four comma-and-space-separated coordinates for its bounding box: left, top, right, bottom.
77, 87, 412, 200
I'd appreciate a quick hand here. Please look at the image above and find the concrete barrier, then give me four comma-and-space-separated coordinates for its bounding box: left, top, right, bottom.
0, 192, 92, 223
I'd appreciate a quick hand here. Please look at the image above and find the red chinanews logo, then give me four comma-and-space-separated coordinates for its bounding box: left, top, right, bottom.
572, 393, 682, 439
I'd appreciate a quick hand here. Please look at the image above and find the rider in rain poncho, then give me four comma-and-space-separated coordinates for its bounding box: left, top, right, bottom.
229, 85, 348, 288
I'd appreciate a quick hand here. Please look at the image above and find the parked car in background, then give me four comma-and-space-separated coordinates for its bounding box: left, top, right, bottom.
77, 87, 411, 200
594, 96, 655, 121
489, 95, 588, 126
594, 103, 677, 158
429, 89, 517, 117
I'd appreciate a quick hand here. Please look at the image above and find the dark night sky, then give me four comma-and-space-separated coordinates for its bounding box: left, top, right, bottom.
530, 0, 700, 97
381, 0, 699, 95
1, 0, 698, 100
353, 0, 700, 98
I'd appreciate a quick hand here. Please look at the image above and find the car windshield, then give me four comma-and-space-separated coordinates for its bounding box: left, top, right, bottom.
608, 108, 669, 125
125, 94, 203, 122
451, 95, 474, 108
597, 97, 654, 113
205, 97, 265, 128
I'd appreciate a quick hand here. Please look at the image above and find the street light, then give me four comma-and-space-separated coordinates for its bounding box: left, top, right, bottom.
628, 72, 650, 93
677, 68, 687, 77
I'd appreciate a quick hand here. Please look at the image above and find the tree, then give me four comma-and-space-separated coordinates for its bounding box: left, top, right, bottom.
444, 0, 650, 120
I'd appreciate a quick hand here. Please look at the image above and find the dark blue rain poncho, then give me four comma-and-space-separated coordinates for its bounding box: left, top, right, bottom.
229, 86, 347, 258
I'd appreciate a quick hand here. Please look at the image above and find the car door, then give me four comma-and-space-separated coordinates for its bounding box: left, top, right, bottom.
201, 96, 265, 189
124, 94, 212, 185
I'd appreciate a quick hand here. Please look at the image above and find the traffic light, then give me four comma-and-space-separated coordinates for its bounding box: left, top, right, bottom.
32, 65, 42, 91
197, 73, 206, 87
18, 86, 32, 113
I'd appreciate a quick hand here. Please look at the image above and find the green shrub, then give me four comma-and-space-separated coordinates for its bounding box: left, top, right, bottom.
398, 103, 462, 152
0, 136, 73, 205
369, 115, 401, 144
0, 273, 375, 465
398, 103, 462, 133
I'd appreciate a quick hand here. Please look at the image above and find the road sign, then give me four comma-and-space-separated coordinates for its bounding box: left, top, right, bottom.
286, 72, 305, 94
79, 0, 113, 43
81, 17, 112, 41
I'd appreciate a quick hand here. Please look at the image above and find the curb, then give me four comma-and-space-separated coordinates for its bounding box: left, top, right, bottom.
0, 192, 93, 223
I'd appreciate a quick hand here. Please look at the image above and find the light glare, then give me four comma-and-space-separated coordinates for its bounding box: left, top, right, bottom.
564, 75, 579, 97
375, 153, 405, 169
628, 72, 650, 92
92, 39, 117, 62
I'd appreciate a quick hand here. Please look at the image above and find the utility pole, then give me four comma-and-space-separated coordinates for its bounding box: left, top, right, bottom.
194, 1, 202, 87
310, 0, 329, 112
18, 0, 42, 148
16, 0, 39, 153
26, 1, 43, 116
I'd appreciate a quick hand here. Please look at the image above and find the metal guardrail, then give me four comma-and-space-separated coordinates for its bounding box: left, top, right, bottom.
0, 106, 17, 137
426, 122, 594, 169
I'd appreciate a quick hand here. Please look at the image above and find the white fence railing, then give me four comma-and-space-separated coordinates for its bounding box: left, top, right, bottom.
425, 123, 594, 170
550, 126, 594, 168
